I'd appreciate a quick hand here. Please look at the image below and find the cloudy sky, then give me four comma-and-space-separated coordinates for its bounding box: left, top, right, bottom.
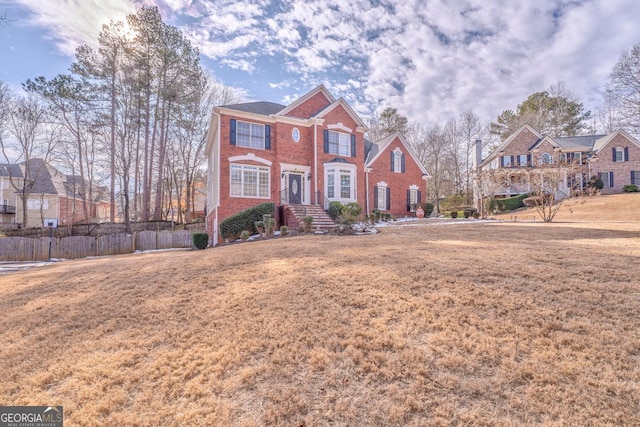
2, 0, 640, 126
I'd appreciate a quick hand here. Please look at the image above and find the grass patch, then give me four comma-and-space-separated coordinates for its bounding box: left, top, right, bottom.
1, 221, 640, 425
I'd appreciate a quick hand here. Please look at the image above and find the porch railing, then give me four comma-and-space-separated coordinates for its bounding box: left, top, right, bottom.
0, 204, 16, 214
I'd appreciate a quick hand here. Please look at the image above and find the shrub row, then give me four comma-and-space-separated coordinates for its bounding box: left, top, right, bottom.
219, 202, 275, 240
490, 193, 528, 212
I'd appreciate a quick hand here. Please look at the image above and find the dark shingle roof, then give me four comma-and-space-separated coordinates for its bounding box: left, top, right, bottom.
220, 101, 285, 116
364, 139, 378, 165
556, 134, 607, 150
24, 159, 57, 194
0, 164, 23, 178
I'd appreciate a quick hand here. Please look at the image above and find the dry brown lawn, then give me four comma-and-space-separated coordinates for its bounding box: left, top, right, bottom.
493, 193, 640, 222
1, 219, 640, 426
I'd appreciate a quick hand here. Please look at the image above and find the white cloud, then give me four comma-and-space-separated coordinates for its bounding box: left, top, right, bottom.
13, 0, 138, 55
12, 0, 640, 129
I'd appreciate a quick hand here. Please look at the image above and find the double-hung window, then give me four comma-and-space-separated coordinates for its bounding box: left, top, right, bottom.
230, 164, 270, 198
340, 171, 351, 198
377, 185, 387, 210
632, 171, 640, 186
328, 131, 350, 156
235, 121, 267, 149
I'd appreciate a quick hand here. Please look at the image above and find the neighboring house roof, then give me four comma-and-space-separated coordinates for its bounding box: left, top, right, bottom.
480, 124, 543, 168
24, 158, 57, 195
592, 129, 640, 153
220, 101, 286, 116
529, 134, 607, 151
365, 131, 430, 177
0, 163, 23, 178
479, 124, 639, 168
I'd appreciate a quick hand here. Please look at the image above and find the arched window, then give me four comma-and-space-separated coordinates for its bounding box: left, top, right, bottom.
540, 152, 553, 165
615, 147, 624, 162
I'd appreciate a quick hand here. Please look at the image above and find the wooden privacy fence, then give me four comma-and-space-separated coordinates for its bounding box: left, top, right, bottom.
0, 230, 198, 262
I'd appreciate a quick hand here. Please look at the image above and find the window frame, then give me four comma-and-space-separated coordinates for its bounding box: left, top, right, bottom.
540, 152, 553, 165
615, 147, 624, 162
229, 164, 271, 198
328, 130, 351, 156
236, 120, 266, 150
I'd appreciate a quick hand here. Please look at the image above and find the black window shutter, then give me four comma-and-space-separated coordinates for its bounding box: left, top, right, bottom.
401, 153, 406, 173
625, 147, 629, 161
417, 190, 422, 204
390, 151, 395, 172
374, 187, 379, 209
323, 130, 329, 153
612, 147, 616, 161
265, 125, 271, 150
230, 119, 237, 145
511, 156, 515, 166
610, 172, 614, 187
407, 189, 411, 212
351, 135, 356, 157
386, 187, 391, 211
632, 170, 636, 185
500, 156, 504, 167
527, 154, 532, 166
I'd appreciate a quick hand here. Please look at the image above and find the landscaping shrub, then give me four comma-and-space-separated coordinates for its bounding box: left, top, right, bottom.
240, 230, 250, 240
489, 194, 528, 212
372, 208, 382, 222
623, 184, 639, 192
303, 216, 313, 232
219, 202, 275, 240
342, 202, 362, 218
280, 225, 289, 235
450, 211, 459, 218
463, 207, 477, 218
420, 202, 435, 216
192, 232, 208, 249
328, 201, 343, 220
587, 175, 604, 191
472, 211, 480, 219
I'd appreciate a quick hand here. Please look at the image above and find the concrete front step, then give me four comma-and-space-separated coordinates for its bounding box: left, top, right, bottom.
284, 204, 336, 230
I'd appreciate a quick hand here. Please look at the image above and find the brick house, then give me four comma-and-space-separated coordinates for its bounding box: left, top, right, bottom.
365, 132, 430, 216
0, 159, 109, 228
205, 85, 429, 245
476, 124, 640, 197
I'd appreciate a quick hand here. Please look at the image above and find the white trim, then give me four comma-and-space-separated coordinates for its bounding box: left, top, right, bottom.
313, 98, 368, 130
328, 122, 353, 133
277, 85, 336, 117
409, 184, 419, 190
366, 132, 430, 176
479, 124, 543, 168
376, 181, 388, 186
323, 162, 358, 207
593, 129, 640, 153
229, 163, 271, 199
280, 163, 311, 205
228, 153, 272, 166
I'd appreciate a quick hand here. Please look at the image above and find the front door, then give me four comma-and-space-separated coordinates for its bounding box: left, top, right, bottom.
288, 173, 302, 204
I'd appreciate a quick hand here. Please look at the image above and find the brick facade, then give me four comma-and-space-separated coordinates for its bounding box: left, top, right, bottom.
590, 133, 640, 194
205, 86, 429, 245
479, 126, 640, 197
367, 135, 428, 217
